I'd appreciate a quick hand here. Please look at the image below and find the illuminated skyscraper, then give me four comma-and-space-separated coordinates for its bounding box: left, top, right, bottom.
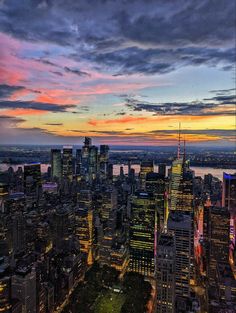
146, 172, 166, 230
81, 137, 91, 177
100, 187, 117, 221
76, 190, 94, 265
99, 145, 109, 180
129, 191, 157, 277
88, 145, 98, 182
156, 231, 175, 313
51, 149, 62, 180
178, 166, 194, 213
222, 172, 236, 265
0, 183, 8, 213
169, 158, 183, 211
140, 160, 154, 189
170, 158, 194, 213
207, 206, 230, 286
62, 146, 73, 181
222, 172, 236, 212
167, 211, 193, 298
0, 259, 11, 313
75, 149, 82, 176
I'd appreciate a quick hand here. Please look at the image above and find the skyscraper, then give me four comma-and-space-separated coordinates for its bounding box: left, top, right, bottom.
24, 163, 41, 196
12, 212, 26, 254
156, 231, 175, 313
53, 207, 69, 250
207, 206, 230, 285
146, 172, 166, 230
51, 149, 62, 180
178, 166, 194, 213
75, 149, 82, 176
158, 164, 166, 178
170, 158, 194, 213
222, 172, 236, 212
99, 145, 109, 180
169, 158, 183, 211
62, 146, 73, 181
129, 191, 157, 277
167, 211, 193, 298
0, 258, 11, 313
76, 190, 94, 265
88, 145, 98, 182
222, 172, 236, 265
12, 267, 37, 313
140, 160, 154, 189
81, 137, 91, 178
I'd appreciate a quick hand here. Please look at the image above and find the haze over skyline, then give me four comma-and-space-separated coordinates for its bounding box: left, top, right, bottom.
0, 0, 235, 146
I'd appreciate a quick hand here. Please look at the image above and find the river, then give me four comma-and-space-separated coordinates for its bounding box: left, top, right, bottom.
0, 163, 235, 181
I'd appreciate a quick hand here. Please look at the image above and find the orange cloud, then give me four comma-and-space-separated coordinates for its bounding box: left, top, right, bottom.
88, 116, 150, 126
2, 109, 47, 116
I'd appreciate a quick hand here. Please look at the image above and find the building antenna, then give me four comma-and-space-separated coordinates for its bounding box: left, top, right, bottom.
183, 136, 186, 162
177, 122, 181, 159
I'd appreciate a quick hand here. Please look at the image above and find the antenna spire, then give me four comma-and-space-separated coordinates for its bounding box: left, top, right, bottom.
183, 136, 186, 162
177, 122, 181, 159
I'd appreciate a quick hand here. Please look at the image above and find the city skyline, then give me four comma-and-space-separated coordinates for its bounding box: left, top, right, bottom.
0, 0, 235, 146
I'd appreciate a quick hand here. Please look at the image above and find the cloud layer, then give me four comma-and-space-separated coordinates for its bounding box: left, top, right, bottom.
0, 0, 235, 75
0, 0, 235, 146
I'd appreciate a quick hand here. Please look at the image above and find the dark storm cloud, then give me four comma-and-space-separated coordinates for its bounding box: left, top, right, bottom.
0, 0, 234, 75
0, 84, 25, 98
0, 100, 76, 112
125, 95, 235, 116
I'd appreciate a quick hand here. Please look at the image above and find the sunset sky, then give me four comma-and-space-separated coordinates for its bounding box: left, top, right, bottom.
0, 0, 235, 146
